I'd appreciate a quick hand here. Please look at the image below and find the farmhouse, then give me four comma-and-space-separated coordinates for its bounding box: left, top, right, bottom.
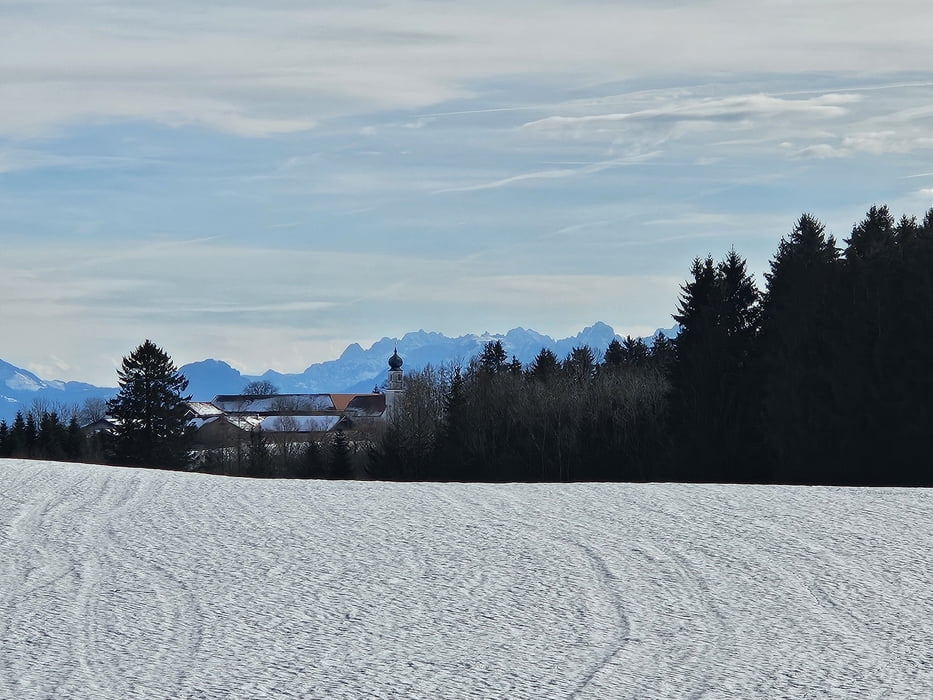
189, 392, 384, 448
187, 348, 406, 449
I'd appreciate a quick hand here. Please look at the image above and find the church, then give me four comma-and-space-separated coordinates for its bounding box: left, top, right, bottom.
187, 349, 405, 449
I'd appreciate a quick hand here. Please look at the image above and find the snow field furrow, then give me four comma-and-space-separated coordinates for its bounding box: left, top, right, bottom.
2, 461, 933, 698
0, 469, 107, 698
566, 542, 631, 699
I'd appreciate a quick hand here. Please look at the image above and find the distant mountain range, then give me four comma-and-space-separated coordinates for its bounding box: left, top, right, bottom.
0, 322, 677, 422
0, 358, 116, 424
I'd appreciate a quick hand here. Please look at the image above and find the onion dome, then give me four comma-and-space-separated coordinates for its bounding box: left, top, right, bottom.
388, 347, 403, 370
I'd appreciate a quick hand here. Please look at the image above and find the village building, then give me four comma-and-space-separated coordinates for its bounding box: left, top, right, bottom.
187, 350, 403, 450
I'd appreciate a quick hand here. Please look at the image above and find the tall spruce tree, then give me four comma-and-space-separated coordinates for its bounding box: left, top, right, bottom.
108, 340, 192, 469
671, 251, 762, 481
329, 430, 353, 479
479, 340, 508, 376
838, 206, 931, 481
529, 348, 559, 382
759, 214, 841, 481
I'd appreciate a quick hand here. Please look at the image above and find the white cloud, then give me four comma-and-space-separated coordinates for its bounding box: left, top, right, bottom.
523, 94, 862, 133
1, 1, 931, 137
792, 132, 933, 159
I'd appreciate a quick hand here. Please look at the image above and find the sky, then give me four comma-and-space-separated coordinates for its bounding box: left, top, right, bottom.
2, 0, 933, 385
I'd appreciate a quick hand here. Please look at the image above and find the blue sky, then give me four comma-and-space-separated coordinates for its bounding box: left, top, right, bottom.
2, 0, 933, 385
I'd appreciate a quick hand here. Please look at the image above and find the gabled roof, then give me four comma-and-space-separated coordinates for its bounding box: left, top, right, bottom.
188, 402, 224, 418
211, 394, 336, 413
257, 415, 342, 432
344, 394, 387, 416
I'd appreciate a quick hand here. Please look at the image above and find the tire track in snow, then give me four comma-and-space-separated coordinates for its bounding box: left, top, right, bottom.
633, 487, 933, 697
75, 471, 206, 698
586, 497, 738, 700
742, 507, 910, 683
0, 466, 105, 698
567, 541, 631, 698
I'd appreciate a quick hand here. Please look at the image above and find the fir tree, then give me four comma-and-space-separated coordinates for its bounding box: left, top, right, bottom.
245, 427, 272, 477
621, 336, 649, 367
671, 251, 762, 481
759, 214, 841, 480
479, 340, 507, 376
107, 339, 192, 469
329, 430, 353, 479
603, 338, 625, 368
9, 412, 27, 458
564, 345, 597, 381
528, 348, 559, 382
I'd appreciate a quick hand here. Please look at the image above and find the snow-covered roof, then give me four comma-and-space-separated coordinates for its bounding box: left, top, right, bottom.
211, 394, 336, 413
188, 402, 224, 418
257, 415, 341, 432
344, 394, 386, 416
81, 417, 120, 433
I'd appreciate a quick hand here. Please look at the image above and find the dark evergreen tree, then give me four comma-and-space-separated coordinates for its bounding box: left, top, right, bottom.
0, 420, 8, 457
528, 348, 559, 382
245, 427, 272, 477
648, 332, 676, 375
759, 213, 841, 481
329, 430, 353, 479
24, 412, 38, 457
836, 206, 933, 481
64, 416, 85, 460
845, 204, 895, 262
479, 340, 508, 376
621, 336, 649, 367
563, 345, 597, 381
670, 251, 762, 481
435, 366, 471, 479
9, 412, 27, 457
107, 339, 192, 469
37, 412, 66, 461
300, 439, 325, 479
603, 338, 625, 368
366, 423, 407, 480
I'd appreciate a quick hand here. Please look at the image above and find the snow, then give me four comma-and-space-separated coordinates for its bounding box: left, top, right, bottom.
4, 371, 44, 392
2, 459, 932, 698
212, 395, 336, 413
258, 415, 341, 432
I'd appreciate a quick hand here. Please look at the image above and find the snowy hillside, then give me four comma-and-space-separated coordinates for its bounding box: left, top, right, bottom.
3, 459, 931, 698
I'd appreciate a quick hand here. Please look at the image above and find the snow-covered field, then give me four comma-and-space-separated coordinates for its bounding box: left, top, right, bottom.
2, 459, 931, 699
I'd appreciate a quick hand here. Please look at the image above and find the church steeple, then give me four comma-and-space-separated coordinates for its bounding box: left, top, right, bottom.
388, 347, 403, 372
385, 346, 404, 416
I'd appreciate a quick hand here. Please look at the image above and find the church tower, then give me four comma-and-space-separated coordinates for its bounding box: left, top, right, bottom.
385, 347, 404, 417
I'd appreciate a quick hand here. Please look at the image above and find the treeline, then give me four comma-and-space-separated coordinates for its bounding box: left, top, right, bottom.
199, 427, 361, 480
4, 205, 930, 485
368, 338, 673, 481
370, 205, 933, 485
0, 408, 104, 463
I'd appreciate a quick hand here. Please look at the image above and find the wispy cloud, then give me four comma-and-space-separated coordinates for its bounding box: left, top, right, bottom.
2, 1, 931, 138
523, 94, 861, 133
435, 153, 660, 193
791, 132, 933, 159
